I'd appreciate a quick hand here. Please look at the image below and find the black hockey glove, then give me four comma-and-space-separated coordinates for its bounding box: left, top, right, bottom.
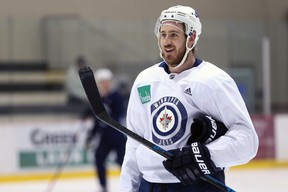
163, 142, 220, 185
187, 115, 228, 144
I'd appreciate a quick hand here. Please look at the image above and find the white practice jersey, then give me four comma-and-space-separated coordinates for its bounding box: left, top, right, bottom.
120, 60, 258, 191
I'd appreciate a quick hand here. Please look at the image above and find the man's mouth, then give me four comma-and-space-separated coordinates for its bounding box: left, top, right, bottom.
164, 48, 174, 53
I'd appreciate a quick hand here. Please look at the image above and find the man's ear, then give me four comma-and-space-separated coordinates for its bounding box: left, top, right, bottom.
188, 32, 196, 48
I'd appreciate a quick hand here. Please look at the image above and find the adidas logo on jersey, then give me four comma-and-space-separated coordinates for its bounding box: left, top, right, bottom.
184, 87, 192, 96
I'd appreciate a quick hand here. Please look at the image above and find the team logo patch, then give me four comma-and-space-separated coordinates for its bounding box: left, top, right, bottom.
151, 96, 188, 146
138, 85, 151, 104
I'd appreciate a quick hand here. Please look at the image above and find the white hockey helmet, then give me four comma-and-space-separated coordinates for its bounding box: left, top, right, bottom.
95, 68, 113, 81
154, 5, 202, 68
155, 5, 202, 46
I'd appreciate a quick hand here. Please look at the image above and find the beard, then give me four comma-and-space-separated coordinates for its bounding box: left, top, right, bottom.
161, 47, 186, 68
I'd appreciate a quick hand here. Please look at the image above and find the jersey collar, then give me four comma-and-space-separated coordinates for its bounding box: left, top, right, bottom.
159, 58, 203, 74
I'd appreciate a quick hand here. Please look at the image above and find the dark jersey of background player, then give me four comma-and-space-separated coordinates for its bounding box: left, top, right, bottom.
83, 68, 127, 192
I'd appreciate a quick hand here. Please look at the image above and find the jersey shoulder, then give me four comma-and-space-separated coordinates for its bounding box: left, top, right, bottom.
193, 61, 234, 84
134, 62, 163, 83
184, 60, 237, 94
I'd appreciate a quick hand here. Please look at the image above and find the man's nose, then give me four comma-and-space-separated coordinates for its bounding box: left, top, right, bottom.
163, 37, 172, 46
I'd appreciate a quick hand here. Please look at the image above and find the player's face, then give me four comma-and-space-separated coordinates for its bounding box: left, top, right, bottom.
159, 22, 186, 67
97, 79, 112, 97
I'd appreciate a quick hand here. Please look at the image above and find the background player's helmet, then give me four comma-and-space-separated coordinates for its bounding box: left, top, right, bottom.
154, 5, 202, 68
95, 68, 113, 81
95, 68, 114, 96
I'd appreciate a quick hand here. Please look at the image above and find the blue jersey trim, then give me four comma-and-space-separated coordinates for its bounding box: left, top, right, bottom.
158, 58, 203, 74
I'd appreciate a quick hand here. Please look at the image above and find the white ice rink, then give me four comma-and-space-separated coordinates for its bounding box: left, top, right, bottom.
0, 168, 287, 192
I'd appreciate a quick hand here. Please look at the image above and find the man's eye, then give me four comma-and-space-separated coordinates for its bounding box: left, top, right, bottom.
171, 33, 178, 38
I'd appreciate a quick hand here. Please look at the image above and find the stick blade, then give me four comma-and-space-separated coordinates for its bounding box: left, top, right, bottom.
78, 65, 106, 115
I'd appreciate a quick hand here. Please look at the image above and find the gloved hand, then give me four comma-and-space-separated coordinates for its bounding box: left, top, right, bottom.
187, 115, 228, 144
163, 142, 220, 185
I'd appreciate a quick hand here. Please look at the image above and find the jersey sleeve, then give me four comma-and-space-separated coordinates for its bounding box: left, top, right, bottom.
119, 82, 145, 192
194, 75, 259, 168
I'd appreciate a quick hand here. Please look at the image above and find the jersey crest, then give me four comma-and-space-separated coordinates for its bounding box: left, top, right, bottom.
150, 96, 188, 146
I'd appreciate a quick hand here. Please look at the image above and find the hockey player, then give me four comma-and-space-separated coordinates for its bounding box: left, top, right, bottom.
119, 5, 259, 192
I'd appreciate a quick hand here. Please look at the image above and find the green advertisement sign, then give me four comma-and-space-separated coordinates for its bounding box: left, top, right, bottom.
19, 149, 92, 168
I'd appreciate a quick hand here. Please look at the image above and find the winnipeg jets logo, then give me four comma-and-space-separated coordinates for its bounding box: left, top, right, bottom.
151, 97, 188, 146
159, 107, 174, 131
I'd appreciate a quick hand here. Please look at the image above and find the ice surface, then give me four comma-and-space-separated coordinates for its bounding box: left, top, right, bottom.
0, 168, 287, 192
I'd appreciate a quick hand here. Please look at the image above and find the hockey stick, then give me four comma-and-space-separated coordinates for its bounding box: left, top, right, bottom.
78, 64, 236, 192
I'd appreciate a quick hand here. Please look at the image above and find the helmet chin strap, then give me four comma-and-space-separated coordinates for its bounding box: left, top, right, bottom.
159, 37, 194, 70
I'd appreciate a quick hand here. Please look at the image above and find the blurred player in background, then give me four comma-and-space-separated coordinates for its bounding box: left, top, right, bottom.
83, 68, 127, 192
119, 5, 259, 192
